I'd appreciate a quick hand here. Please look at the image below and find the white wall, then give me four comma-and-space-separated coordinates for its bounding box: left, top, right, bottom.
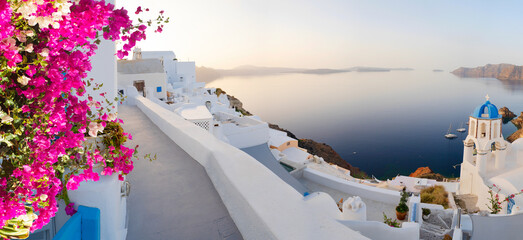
220, 123, 269, 148
127, 92, 370, 240
118, 73, 167, 100
214, 111, 270, 148
55, 172, 127, 240
139, 51, 178, 83
86, 26, 117, 111
339, 220, 419, 240
176, 61, 196, 84
438, 181, 460, 193
303, 168, 401, 205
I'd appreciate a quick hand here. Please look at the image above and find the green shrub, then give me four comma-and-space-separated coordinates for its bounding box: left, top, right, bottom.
420, 193, 435, 203
396, 188, 409, 213
422, 208, 431, 216
420, 185, 449, 208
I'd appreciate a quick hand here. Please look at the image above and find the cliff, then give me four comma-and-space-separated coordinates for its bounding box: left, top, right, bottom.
507, 112, 523, 143
410, 167, 432, 177
216, 88, 252, 116
409, 167, 444, 181
499, 106, 517, 123
298, 139, 368, 178
507, 129, 523, 143
451, 64, 523, 81
512, 112, 523, 129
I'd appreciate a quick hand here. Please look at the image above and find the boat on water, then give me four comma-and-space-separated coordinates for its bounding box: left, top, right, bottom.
457, 122, 466, 132
445, 124, 458, 139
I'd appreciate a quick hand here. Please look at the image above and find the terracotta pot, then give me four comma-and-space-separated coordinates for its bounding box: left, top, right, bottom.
396, 211, 407, 220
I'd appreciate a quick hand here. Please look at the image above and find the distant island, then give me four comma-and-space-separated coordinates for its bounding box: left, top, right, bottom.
196, 65, 414, 82
433, 69, 444, 72
451, 63, 523, 81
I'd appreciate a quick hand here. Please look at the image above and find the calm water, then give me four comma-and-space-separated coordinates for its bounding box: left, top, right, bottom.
206, 71, 523, 179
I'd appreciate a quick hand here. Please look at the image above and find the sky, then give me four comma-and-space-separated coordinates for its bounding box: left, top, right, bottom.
116, 0, 523, 70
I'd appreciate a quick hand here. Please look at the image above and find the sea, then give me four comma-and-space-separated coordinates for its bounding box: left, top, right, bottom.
205, 70, 523, 179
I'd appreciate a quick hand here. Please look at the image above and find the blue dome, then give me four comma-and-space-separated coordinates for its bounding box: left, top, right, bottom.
471, 100, 500, 119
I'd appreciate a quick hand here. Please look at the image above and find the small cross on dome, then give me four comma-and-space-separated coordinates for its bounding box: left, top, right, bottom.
485, 94, 490, 101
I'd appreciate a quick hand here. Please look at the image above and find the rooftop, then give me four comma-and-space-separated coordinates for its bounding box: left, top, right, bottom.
174, 104, 213, 120
281, 147, 311, 164
269, 134, 296, 148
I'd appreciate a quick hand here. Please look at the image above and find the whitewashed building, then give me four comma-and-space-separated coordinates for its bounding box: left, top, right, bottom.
459, 96, 523, 214
117, 58, 168, 100
134, 48, 204, 97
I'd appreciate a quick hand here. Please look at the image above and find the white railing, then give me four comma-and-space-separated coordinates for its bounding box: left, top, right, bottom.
126, 89, 370, 240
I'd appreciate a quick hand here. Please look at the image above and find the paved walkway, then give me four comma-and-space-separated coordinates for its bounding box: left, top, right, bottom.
241, 144, 309, 194
120, 106, 243, 240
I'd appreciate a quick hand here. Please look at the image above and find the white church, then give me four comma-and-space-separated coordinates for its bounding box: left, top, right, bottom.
459, 95, 523, 213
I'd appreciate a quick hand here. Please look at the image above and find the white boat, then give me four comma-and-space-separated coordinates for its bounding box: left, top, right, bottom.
457, 122, 466, 132
445, 124, 458, 139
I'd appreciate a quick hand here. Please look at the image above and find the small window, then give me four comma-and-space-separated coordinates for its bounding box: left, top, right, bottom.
157, 86, 162, 92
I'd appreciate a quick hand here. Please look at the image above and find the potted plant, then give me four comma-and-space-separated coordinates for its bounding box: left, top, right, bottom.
396, 188, 409, 220
0, 0, 167, 238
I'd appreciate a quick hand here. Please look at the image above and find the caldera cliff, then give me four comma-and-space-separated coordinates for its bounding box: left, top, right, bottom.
452, 64, 523, 81
508, 112, 523, 143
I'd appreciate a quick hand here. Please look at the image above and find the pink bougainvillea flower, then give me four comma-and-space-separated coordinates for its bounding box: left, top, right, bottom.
0, 0, 166, 232
135, 6, 142, 14
65, 203, 77, 216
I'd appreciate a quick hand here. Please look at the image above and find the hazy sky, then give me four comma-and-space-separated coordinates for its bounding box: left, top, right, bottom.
116, 0, 523, 70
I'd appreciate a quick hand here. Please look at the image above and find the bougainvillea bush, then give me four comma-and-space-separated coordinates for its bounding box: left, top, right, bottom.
0, 0, 165, 234
487, 184, 523, 214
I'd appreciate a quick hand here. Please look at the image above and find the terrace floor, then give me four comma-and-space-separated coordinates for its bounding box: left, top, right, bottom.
120, 106, 243, 240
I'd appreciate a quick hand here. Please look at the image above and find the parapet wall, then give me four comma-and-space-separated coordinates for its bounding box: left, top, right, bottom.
129, 93, 369, 240
339, 220, 419, 240
303, 168, 401, 205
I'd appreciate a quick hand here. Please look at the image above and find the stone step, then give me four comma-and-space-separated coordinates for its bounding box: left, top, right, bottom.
454, 194, 480, 213
420, 222, 451, 240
